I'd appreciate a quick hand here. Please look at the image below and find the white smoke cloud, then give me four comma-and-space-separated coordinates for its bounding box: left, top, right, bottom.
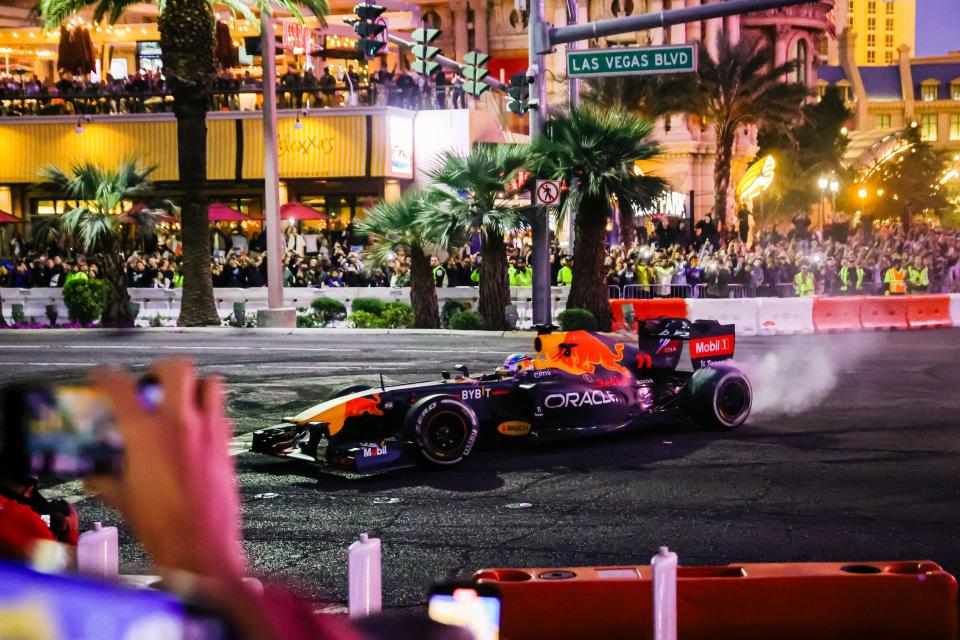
731, 334, 879, 417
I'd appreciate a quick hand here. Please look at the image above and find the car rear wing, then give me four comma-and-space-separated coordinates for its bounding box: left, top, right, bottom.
638, 318, 736, 370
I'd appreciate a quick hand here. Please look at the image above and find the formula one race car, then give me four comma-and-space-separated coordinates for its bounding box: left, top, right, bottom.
251, 318, 752, 475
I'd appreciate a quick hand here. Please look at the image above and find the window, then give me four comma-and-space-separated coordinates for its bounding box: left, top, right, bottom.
953, 83, 960, 100
867, 49, 875, 63
867, 33, 875, 47
794, 39, 808, 84
867, 17, 876, 31
876, 113, 892, 128
951, 114, 960, 141
422, 10, 441, 29
884, 50, 894, 64
885, 17, 894, 31
885, 33, 893, 47
920, 113, 938, 141
921, 82, 939, 102
867, 1, 876, 13
885, 0, 894, 14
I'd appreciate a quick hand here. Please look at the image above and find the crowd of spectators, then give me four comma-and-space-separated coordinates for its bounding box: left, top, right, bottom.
2, 216, 960, 297
0, 65, 468, 116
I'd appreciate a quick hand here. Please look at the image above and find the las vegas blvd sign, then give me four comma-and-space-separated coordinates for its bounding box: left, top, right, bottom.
566, 44, 697, 78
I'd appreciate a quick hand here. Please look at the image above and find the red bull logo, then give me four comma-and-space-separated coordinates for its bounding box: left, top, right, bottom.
297, 392, 384, 436
534, 331, 629, 376
344, 394, 385, 418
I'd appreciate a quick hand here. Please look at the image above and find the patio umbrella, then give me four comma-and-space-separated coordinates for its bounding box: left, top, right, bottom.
280, 201, 328, 221
208, 202, 247, 222
57, 26, 96, 75
0, 210, 21, 223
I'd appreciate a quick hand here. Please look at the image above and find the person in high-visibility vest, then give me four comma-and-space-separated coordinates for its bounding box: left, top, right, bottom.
794, 262, 815, 297
509, 261, 533, 287
556, 256, 573, 286
884, 258, 907, 295
430, 256, 447, 288
838, 257, 864, 295
907, 255, 929, 294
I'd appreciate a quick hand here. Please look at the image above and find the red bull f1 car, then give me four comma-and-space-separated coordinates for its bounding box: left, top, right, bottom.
251, 318, 752, 475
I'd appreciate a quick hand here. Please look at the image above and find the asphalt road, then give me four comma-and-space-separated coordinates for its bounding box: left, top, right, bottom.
3, 329, 960, 609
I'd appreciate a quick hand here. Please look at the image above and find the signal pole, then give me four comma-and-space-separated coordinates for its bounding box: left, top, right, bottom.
529, 0, 552, 327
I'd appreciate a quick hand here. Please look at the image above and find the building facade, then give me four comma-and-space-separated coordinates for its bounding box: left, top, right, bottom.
827, 0, 915, 66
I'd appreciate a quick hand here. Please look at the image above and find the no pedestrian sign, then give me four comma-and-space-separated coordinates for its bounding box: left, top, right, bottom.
566, 44, 697, 78
535, 180, 562, 206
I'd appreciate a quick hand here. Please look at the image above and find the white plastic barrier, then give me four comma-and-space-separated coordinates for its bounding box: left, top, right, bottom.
756, 297, 815, 335
950, 294, 960, 327
685, 298, 760, 336
3, 286, 571, 326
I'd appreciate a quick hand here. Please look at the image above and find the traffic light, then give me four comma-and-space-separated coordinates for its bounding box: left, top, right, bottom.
506, 71, 538, 115
462, 50, 490, 97
410, 27, 441, 75
347, 3, 387, 59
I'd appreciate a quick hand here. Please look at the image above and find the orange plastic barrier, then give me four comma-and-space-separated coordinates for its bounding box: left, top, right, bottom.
813, 297, 864, 333
476, 561, 957, 640
609, 298, 687, 332
906, 294, 953, 329
859, 296, 909, 330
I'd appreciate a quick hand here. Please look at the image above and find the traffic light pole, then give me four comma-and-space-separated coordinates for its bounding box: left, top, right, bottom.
529, 0, 552, 327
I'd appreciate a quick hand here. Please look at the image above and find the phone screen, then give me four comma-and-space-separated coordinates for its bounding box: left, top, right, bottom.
1, 381, 162, 476
0, 560, 230, 640
428, 587, 500, 640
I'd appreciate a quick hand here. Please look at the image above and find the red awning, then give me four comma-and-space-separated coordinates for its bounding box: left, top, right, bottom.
208, 202, 247, 222
280, 202, 328, 221
0, 210, 22, 223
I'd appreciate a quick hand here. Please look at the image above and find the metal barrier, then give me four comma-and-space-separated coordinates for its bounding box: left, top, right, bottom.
608, 285, 622, 299
623, 284, 694, 299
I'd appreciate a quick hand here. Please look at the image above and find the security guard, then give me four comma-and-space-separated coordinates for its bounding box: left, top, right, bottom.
509, 260, 533, 287
907, 255, 929, 294
794, 262, 815, 297
430, 256, 447, 288
884, 257, 907, 295
838, 257, 864, 294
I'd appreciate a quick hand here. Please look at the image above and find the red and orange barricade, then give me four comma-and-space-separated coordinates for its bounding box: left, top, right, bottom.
476, 561, 957, 640
812, 297, 864, 333
609, 298, 688, 332
906, 294, 952, 329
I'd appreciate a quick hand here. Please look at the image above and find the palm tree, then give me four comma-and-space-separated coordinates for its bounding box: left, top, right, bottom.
39, 0, 327, 326
531, 105, 666, 331
358, 190, 443, 329
427, 144, 528, 331
687, 33, 807, 224
37, 161, 175, 326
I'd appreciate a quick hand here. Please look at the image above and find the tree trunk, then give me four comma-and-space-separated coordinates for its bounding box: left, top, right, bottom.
479, 231, 510, 330
409, 246, 440, 328
568, 193, 613, 331
100, 253, 133, 327
160, 0, 220, 327
713, 127, 735, 228
618, 201, 636, 247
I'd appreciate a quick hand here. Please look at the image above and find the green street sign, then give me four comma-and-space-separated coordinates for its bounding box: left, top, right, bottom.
566, 44, 697, 78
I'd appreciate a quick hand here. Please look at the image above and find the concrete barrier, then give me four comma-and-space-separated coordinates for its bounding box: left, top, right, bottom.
756, 297, 815, 335
686, 298, 759, 336
951, 294, 960, 327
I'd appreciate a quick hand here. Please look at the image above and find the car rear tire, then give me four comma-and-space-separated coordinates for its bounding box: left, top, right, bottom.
689, 365, 752, 430
404, 394, 480, 466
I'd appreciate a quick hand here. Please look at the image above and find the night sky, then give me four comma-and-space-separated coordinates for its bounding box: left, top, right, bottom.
916, 0, 960, 57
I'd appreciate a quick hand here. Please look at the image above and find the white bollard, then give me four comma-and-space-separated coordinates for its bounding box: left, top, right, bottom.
348, 533, 382, 618
77, 522, 119, 579
651, 546, 678, 640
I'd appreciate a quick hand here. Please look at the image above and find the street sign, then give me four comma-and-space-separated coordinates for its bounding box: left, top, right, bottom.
566, 43, 697, 78
535, 180, 562, 206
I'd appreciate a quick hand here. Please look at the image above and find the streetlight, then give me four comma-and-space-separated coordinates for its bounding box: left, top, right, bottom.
817, 176, 829, 231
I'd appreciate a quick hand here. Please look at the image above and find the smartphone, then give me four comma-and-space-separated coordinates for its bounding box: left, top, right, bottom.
428, 582, 501, 640
0, 559, 232, 640
0, 379, 162, 478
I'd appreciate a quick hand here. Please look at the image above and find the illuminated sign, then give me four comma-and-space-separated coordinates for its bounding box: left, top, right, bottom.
632, 191, 687, 217
388, 115, 413, 176
736, 155, 776, 204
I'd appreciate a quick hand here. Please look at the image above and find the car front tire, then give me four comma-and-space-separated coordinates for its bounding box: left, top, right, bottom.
404, 394, 480, 466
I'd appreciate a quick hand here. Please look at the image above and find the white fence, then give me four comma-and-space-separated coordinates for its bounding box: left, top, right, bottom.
0, 286, 572, 328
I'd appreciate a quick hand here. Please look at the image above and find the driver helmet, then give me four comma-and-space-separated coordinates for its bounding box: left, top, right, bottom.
502, 353, 533, 374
